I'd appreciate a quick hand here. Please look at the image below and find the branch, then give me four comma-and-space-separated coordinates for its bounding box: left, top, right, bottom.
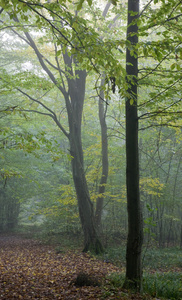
139, 0, 153, 18
138, 46, 179, 81
139, 103, 182, 119
102, 2, 112, 18
0, 75, 69, 139
138, 79, 181, 108
13, 16, 67, 97
166, 13, 182, 22
15, 88, 69, 138
139, 145, 168, 175
139, 123, 182, 130
166, 0, 182, 21
17, 0, 75, 49
54, 43, 67, 90
41, 54, 59, 71
19, 109, 53, 118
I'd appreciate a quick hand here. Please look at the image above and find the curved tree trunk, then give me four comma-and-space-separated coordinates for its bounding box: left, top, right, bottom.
123, 0, 143, 292
70, 130, 103, 253
64, 53, 103, 253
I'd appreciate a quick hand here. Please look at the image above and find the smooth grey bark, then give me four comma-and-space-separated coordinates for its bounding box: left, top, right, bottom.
123, 0, 143, 291
180, 212, 182, 249
63, 53, 103, 253
95, 76, 109, 233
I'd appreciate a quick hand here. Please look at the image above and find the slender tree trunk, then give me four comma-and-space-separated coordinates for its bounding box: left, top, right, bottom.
95, 76, 109, 233
180, 212, 182, 249
123, 0, 143, 292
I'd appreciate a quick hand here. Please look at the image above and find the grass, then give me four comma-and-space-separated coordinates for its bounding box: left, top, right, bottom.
142, 246, 182, 270
101, 244, 182, 300
99, 243, 182, 270
143, 272, 182, 300
105, 271, 182, 300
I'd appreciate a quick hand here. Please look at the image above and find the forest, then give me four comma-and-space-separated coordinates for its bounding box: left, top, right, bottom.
0, 0, 182, 299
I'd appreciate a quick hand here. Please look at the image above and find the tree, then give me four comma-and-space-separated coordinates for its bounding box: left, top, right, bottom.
122, 0, 143, 291
0, 1, 119, 253
63, 54, 103, 252
123, 0, 182, 289
95, 75, 109, 233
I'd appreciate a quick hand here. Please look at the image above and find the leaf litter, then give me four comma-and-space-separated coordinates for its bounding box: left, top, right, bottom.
0, 234, 153, 299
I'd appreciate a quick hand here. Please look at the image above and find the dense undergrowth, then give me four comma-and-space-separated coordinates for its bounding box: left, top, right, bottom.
100, 244, 182, 300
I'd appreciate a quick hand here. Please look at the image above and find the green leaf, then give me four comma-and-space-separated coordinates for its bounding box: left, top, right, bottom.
87, 0, 92, 6
170, 63, 176, 70
176, 64, 181, 71
77, 0, 84, 10
130, 99, 134, 105
56, 50, 62, 56
143, 46, 148, 58
111, 0, 118, 5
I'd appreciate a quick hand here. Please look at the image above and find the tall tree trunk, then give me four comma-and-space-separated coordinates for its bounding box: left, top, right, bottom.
123, 0, 143, 291
95, 76, 109, 233
70, 128, 103, 253
64, 54, 103, 253
180, 212, 182, 249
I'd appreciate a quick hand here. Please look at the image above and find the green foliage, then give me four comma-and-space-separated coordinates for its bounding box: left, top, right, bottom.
35, 183, 80, 236
105, 272, 125, 289
105, 271, 182, 300
103, 245, 182, 299
142, 247, 182, 270
143, 272, 182, 300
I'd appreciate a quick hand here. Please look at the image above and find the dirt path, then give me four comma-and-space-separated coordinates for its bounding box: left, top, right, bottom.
0, 234, 155, 299
0, 234, 122, 299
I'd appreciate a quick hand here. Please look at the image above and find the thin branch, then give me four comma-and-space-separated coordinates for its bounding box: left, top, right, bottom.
15, 89, 69, 138
11, 18, 67, 97
165, 13, 182, 22
166, 0, 182, 21
107, 133, 125, 140
102, 2, 112, 18
54, 42, 67, 85
139, 0, 153, 18
139, 99, 182, 120
15, 88, 55, 115
0, 75, 69, 138
17, 0, 75, 49
139, 123, 182, 130
0, 22, 30, 45
41, 54, 59, 71
19, 109, 53, 118
107, 127, 126, 137
138, 45, 180, 81
138, 79, 181, 108
108, 14, 120, 29
139, 145, 168, 175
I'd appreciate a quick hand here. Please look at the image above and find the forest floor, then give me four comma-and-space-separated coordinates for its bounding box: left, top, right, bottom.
0, 234, 156, 300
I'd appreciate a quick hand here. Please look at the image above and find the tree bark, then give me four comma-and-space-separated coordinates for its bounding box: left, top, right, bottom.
95, 76, 109, 233
64, 54, 103, 253
123, 0, 143, 292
